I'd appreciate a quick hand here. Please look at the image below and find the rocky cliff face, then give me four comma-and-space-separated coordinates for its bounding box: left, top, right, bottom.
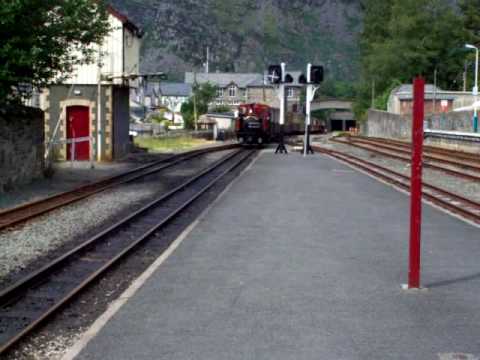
111, 0, 363, 80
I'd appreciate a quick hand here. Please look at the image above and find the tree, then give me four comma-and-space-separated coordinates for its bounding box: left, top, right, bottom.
0, 0, 110, 103
459, 0, 480, 44
459, 0, 480, 89
180, 82, 218, 129
355, 0, 468, 118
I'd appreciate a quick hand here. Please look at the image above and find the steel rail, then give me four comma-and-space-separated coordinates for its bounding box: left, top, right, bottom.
330, 138, 480, 182
313, 145, 480, 224
0, 144, 239, 231
360, 136, 480, 161
0, 148, 254, 355
345, 137, 480, 170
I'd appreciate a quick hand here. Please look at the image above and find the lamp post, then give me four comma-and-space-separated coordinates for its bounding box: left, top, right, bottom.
466, 44, 479, 132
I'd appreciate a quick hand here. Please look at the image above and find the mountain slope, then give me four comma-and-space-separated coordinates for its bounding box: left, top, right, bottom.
111, 0, 363, 80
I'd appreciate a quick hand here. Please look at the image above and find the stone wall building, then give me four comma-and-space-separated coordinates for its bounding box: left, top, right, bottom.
388, 85, 458, 115
184, 72, 303, 114
41, 5, 142, 162
0, 106, 44, 192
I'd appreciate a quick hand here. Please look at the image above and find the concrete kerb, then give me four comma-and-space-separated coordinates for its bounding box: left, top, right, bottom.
60, 149, 264, 360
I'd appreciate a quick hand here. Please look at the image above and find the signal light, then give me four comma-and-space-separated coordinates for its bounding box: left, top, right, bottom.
310, 65, 324, 84
268, 65, 282, 84
298, 74, 307, 84
284, 74, 294, 83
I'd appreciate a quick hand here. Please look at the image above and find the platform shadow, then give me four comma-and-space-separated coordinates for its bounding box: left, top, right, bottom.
425, 272, 480, 288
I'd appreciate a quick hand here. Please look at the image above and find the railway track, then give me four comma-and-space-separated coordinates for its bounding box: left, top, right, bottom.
331, 137, 480, 182
345, 136, 480, 169
313, 145, 480, 225
357, 136, 480, 162
0, 148, 255, 355
0, 144, 238, 231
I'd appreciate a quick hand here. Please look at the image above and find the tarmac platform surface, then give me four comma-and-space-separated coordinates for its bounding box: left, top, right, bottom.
73, 150, 480, 360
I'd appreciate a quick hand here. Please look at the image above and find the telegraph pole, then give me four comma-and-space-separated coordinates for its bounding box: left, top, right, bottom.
193, 72, 198, 131
205, 47, 210, 74
97, 45, 103, 162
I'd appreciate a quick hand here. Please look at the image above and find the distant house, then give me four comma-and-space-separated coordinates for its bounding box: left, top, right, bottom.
41, 5, 143, 162
198, 112, 235, 131
159, 83, 192, 110
143, 82, 161, 109
388, 85, 457, 115
159, 83, 192, 126
184, 72, 302, 113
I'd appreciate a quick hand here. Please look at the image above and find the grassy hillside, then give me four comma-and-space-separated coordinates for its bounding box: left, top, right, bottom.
111, 0, 363, 81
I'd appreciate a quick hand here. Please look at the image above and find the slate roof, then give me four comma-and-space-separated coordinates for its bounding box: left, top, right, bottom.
185, 71, 304, 88
143, 82, 160, 97
159, 83, 192, 97
185, 72, 264, 88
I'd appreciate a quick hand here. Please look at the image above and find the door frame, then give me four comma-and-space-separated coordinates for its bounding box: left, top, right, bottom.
59, 98, 96, 161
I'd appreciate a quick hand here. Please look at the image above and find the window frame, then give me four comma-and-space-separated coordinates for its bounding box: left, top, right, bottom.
228, 85, 237, 98
287, 87, 294, 98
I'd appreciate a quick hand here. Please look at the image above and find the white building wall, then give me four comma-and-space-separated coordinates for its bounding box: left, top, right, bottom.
63, 15, 124, 85
161, 96, 188, 113
124, 28, 141, 78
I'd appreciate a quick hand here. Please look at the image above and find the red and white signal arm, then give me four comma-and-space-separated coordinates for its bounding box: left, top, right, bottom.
440, 100, 449, 112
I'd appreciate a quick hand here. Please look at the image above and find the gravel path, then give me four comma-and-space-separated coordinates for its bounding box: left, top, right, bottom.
0, 150, 232, 282
312, 136, 480, 204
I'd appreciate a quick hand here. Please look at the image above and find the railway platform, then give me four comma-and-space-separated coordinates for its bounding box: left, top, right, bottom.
67, 149, 480, 360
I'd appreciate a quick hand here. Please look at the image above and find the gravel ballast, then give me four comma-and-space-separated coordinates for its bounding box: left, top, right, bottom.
0, 150, 233, 284
2, 149, 256, 360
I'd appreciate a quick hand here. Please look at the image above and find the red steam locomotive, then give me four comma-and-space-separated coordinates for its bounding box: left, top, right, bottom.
235, 103, 273, 145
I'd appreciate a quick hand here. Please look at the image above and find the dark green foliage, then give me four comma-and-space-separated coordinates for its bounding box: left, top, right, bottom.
0, 0, 110, 103
320, 80, 356, 100
459, 0, 480, 44
355, 0, 472, 118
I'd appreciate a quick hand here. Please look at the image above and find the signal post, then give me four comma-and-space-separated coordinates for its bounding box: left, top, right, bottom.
277, 63, 288, 154
268, 62, 323, 155
268, 63, 290, 154
302, 63, 323, 156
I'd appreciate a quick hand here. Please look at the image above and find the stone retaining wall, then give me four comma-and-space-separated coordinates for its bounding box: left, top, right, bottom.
0, 106, 44, 192
364, 110, 411, 139
365, 109, 476, 139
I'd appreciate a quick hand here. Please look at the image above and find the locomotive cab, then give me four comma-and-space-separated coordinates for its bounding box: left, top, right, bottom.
236, 103, 271, 145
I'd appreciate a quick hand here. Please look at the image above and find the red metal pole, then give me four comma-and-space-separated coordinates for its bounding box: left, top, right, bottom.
408, 76, 425, 289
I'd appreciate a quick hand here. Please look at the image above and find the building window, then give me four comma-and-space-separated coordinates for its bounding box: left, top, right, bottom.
287, 87, 294, 98
217, 88, 224, 97
228, 85, 237, 98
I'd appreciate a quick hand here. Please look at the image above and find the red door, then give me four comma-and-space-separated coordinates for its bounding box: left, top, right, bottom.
67, 106, 90, 161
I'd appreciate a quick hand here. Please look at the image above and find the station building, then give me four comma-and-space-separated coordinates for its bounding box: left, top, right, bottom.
40, 6, 143, 162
